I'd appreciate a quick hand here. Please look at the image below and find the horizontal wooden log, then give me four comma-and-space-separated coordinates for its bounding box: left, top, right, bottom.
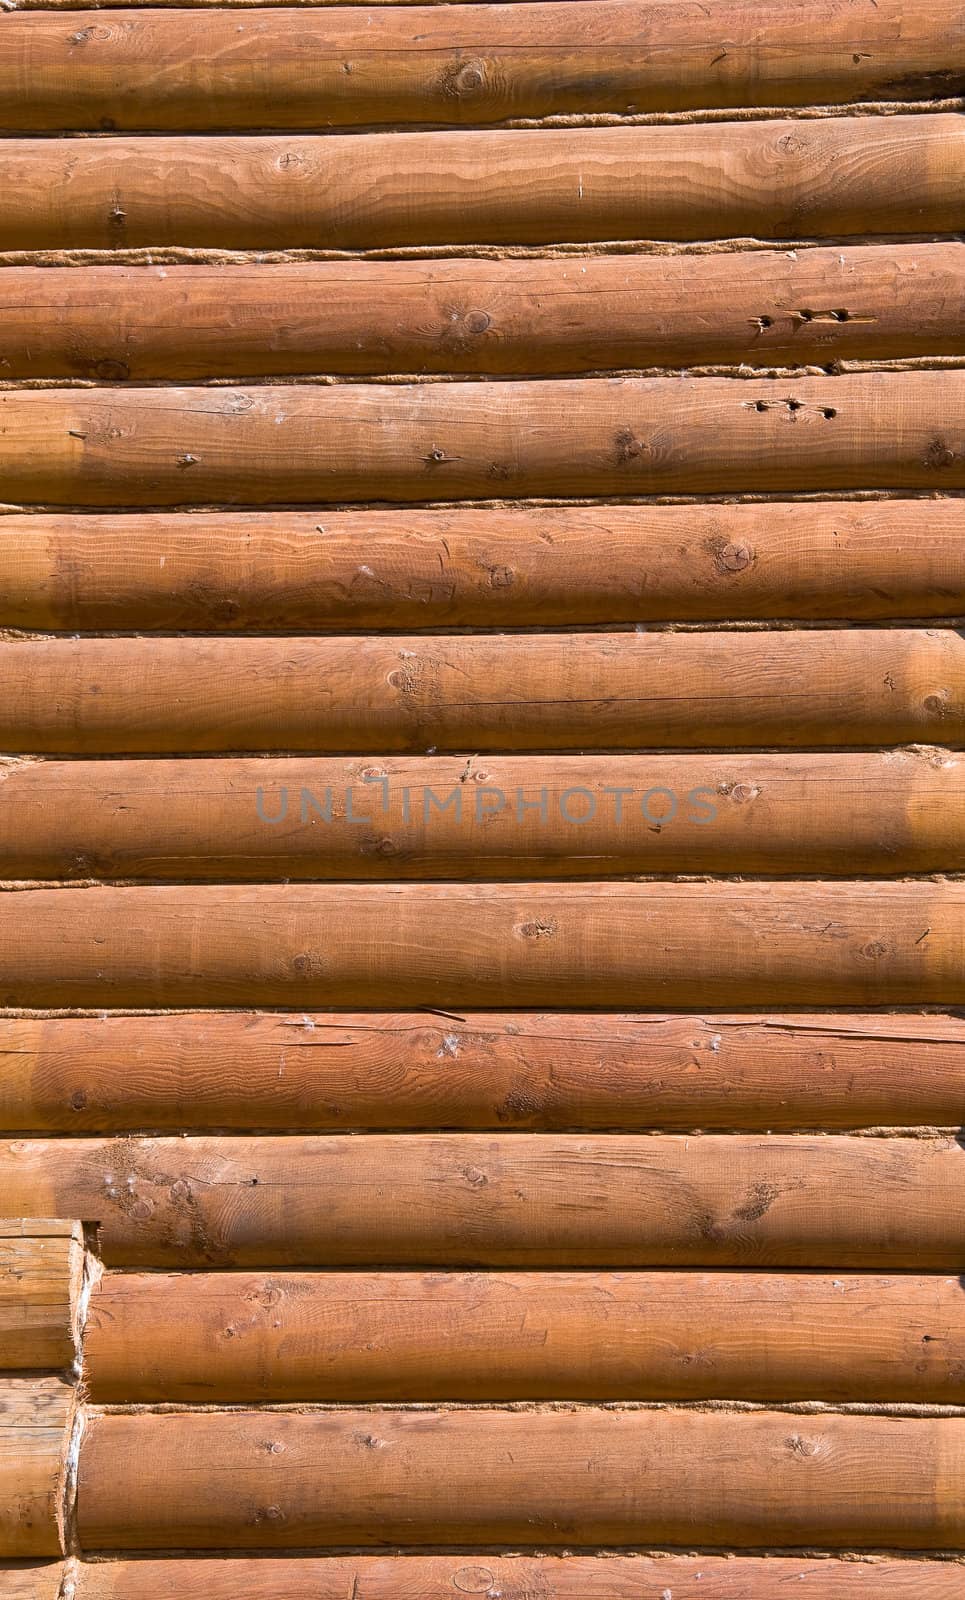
0, 1564, 63, 1600
4, 2, 964, 131
62, 1554, 965, 1600
76, 1407, 965, 1550
0, 881, 963, 1010
0, 117, 960, 250
2, 1133, 962, 1269
3, 246, 965, 379
83, 1268, 965, 1405
2, 373, 965, 506
1, 631, 961, 754
3, 1011, 965, 1135
0, 1380, 71, 1558
2, 880, 963, 1009
3, 501, 964, 630
2, 750, 962, 881
0, 1221, 82, 1370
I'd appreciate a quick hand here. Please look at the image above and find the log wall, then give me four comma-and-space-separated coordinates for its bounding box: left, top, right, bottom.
1, 0, 964, 1590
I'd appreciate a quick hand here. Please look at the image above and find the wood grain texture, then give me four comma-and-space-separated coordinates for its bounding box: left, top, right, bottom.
0, 881, 962, 1010
1, 373, 965, 506
3, 1011, 965, 1135
76, 1407, 965, 1550
3, 502, 963, 631
0, 1221, 82, 1371
63, 1554, 965, 1600
1, 751, 961, 881
0, 117, 960, 250
2, 1133, 962, 1269
0, 1380, 70, 1558
83, 1268, 965, 1405
3, 2, 964, 130
2, 246, 964, 378
0, 1565, 63, 1600
0, 631, 960, 754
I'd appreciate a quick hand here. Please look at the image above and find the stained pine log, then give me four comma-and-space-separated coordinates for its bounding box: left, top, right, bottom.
1, 246, 963, 378
0, 117, 960, 250
0, 881, 961, 1010
84, 1269, 965, 1405
76, 1407, 965, 1550
3, 2, 963, 130
1, 1134, 961, 1269
1, 373, 964, 506
2, 503, 963, 631
0, 631, 961, 754
0, 1565, 64, 1600
3, 750, 962, 881
2, 1011, 964, 1135
0, 1380, 71, 1558
0, 1222, 82, 1371
62, 1555, 965, 1600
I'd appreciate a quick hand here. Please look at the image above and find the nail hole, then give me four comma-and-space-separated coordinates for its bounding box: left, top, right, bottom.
822, 407, 837, 419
